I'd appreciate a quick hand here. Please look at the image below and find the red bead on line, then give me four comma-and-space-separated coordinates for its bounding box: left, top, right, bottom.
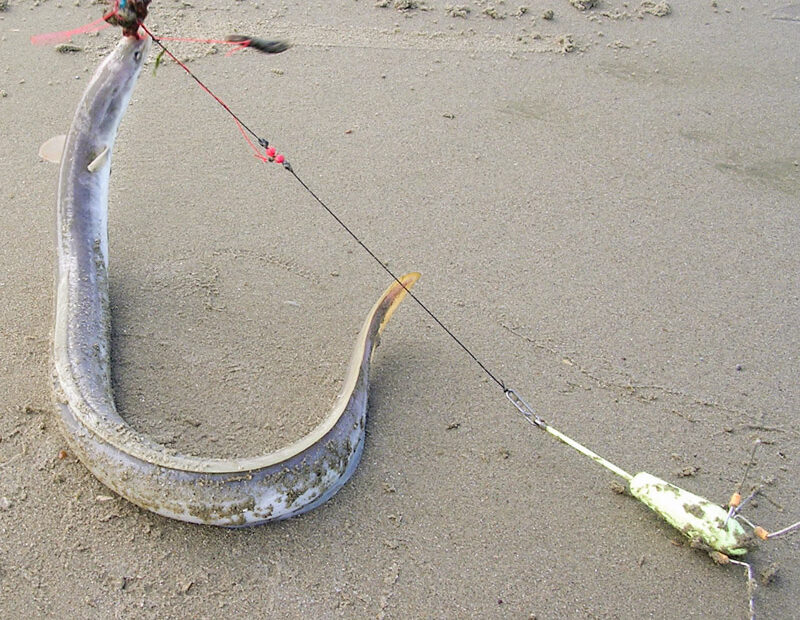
275, 154, 284, 164
266, 147, 276, 158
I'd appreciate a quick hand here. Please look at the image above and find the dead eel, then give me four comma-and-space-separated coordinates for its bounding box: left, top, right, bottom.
53, 33, 419, 526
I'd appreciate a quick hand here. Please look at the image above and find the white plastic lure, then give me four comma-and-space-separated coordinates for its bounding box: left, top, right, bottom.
53, 33, 419, 526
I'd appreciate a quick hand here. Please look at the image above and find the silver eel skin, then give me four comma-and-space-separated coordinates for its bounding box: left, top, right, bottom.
53, 34, 419, 526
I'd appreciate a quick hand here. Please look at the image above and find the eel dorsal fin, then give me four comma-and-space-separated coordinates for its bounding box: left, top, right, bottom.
39, 134, 67, 164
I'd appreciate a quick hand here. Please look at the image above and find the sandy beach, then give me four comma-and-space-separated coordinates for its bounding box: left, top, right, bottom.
1, 0, 798, 617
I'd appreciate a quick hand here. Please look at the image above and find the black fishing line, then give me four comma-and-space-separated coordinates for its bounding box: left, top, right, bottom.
143, 25, 510, 396
286, 168, 508, 392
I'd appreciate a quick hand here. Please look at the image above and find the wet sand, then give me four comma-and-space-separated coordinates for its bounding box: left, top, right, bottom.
1, 1, 798, 617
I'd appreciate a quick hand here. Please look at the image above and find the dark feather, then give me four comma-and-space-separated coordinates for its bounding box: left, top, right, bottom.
225, 35, 291, 54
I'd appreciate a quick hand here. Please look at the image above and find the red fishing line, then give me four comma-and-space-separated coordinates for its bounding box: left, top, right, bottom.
140, 35, 251, 55
139, 23, 284, 166
30, 15, 112, 46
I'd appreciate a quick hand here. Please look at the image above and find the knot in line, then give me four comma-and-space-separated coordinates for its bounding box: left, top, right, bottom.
104, 0, 151, 38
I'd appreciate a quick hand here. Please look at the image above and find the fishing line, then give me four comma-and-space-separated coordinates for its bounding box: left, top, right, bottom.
140, 22, 512, 398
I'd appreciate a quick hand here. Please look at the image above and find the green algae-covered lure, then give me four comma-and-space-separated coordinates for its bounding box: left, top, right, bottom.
504, 389, 755, 557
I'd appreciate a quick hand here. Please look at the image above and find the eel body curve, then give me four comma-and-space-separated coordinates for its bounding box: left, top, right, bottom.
53, 34, 419, 526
